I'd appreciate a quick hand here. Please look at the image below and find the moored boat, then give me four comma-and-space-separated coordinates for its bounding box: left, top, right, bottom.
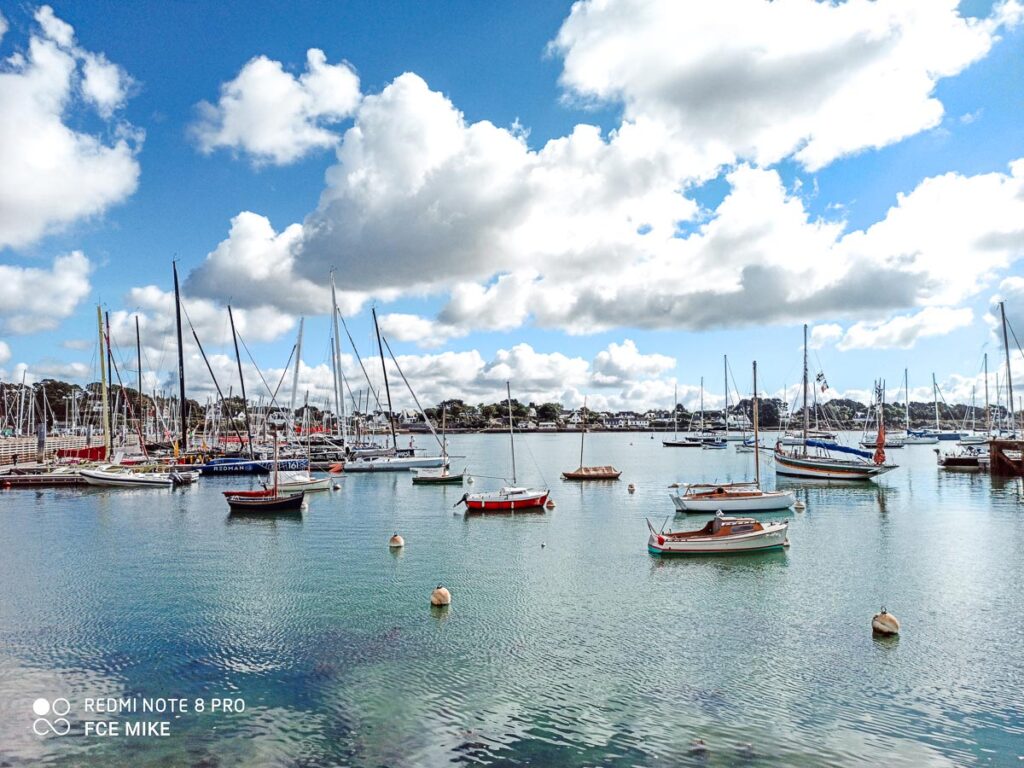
79, 465, 197, 487
456, 382, 548, 513
671, 482, 795, 513
276, 471, 333, 492
647, 512, 789, 556
561, 396, 621, 480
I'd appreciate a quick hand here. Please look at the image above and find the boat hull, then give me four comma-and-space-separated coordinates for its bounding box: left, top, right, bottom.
345, 455, 447, 472
561, 465, 621, 480
671, 489, 795, 513
463, 489, 548, 512
647, 525, 789, 555
226, 491, 305, 513
774, 451, 895, 480
412, 471, 465, 485
79, 469, 174, 487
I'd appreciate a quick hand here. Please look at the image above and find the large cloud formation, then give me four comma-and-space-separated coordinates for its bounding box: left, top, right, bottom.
0, 6, 140, 248
177, 0, 1022, 348
192, 48, 361, 166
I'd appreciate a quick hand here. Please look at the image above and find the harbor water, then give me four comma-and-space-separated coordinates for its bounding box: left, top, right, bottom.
1, 433, 1022, 766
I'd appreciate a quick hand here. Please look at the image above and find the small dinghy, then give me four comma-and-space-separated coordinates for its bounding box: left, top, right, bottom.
562, 397, 620, 480
412, 468, 466, 485
647, 512, 789, 556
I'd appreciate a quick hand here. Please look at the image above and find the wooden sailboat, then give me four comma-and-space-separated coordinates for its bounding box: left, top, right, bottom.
456, 383, 549, 512
561, 397, 621, 480
224, 438, 305, 512
774, 326, 897, 481
647, 512, 789, 556
673, 362, 795, 512
413, 406, 466, 484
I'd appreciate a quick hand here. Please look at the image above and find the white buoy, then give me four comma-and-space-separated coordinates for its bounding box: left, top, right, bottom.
431, 585, 451, 606
466, 475, 474, 485
389, 533, 405, 548
627, 483, 636, 494
541, 542, 546, 548
794, 500, 806, 511
872, 607, 900, 636
545, 499, 556, 509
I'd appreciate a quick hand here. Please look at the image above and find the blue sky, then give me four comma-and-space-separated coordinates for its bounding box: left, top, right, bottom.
1, 0, 1023, 413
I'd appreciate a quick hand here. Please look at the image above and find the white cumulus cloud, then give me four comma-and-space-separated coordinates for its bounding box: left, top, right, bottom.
0, 5, 141, 248
836, 307, 975, 350
192, 48, 361, 165
0, 251, 92, 333
552, 0, 1021, 171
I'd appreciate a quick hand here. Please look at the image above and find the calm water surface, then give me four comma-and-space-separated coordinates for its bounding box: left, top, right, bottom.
2, 433, 1023, 766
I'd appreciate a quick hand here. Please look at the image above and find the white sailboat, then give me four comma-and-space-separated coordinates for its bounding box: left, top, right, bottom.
774, 326, 897, 481
663, 384, 700, 447
673, 361, 795, 512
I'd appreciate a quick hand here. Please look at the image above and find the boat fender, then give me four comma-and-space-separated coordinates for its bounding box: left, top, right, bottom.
656, 535, 665, 545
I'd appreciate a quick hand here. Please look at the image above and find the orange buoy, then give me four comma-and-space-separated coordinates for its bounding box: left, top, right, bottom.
872, 607, 900, 636
389, 533, 405, 548
430, 585, 451, 606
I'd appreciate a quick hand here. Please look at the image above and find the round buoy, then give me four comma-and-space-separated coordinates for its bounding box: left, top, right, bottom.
872, 607, 900, 636
541, 542, 546, 548
389, 533, 405, 548
794, 500, 806, 511
545, 499, 556, 509
332, 484, 341, 491
627, 483, 636, 494
466, 475, 474, 485
431, 585, 451, 606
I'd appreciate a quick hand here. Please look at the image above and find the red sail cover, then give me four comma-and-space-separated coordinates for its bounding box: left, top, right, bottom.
56, 445, 107, 461
873, 421, 886, 465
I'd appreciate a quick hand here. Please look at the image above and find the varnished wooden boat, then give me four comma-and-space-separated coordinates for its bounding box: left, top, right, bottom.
647, 512, 789, 556
561, 465, 621, 480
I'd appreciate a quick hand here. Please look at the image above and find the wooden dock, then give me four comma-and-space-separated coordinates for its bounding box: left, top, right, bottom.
990, 440, 1024, 476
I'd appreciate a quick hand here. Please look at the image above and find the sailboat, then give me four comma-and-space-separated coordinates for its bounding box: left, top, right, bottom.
456, 383, 549, 512
345, 308, 447, 472
673, 361, 795, 512
774, 326, 898, 481
561, 397, 621, 480
899, 369, 938, 444
224, 438, 305, 512
663, 384, 700, 447
412, 406, 466, 484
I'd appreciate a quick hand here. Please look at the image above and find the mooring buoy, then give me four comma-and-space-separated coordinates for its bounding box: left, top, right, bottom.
389, 533, 405, 548
794, 500, 806, 511
431, 585, 451, 606
872, 607, 900, 636
627, 483, 636, 494
545, 499, 556, 509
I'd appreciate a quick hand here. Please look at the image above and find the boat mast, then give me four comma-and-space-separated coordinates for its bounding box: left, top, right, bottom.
97, 305, 111, 458
753, 360, 760, 488
372, 307, 398, 451
699, 376, 704, 433
173, 261, 188, 452
1000, 301, 1016, 435
932, 374, 940, 432
904, 368, 910, 433
984, 353, 990, 435
723, 355, 729, 439
802, 323, 809, 454
227, 305, 255, 459
330, 272, 349, 445
507, 381, 517, 485
672, 384, 678, 439
135, 315, 143, 442
579, 395, 587, 469
290, 317, 304, 434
